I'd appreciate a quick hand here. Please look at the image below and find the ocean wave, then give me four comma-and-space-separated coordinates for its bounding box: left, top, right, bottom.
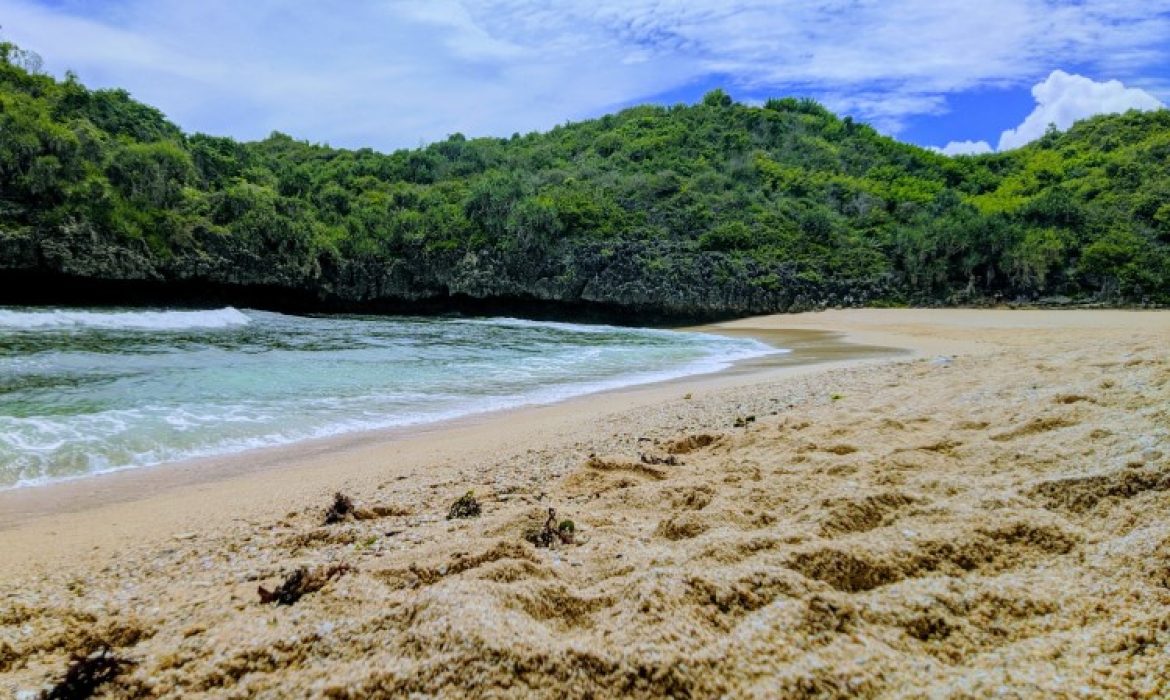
462, 316, 643, 335
0, 312, 787, 490
0, 307, 252, 331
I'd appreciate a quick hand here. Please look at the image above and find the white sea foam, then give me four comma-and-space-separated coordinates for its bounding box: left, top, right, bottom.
0, 307, 251, 331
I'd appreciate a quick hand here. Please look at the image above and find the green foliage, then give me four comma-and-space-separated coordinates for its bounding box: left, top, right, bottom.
1005, 227, 1068, 291
507, 195, 563, 252
108, 140, 195, 208
1, 40, 1168, 305
699, 221, 755, 252
702, 89, 733, 108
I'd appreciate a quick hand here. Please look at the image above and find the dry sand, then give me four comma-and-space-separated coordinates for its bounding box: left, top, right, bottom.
1, 309, 1168, 698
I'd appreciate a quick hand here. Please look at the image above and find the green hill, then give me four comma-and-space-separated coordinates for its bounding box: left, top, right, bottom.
2, 41, 1168, 319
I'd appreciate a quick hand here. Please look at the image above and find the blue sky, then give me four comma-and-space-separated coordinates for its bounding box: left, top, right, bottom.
1, 0, 1167, 153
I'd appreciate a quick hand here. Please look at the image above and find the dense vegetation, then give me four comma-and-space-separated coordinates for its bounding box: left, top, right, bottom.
2, 42, 1168, 320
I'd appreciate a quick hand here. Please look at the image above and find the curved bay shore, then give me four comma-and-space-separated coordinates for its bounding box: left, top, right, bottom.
2, 309, 1168, 697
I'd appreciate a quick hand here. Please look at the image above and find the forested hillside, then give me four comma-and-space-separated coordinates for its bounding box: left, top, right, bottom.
2, 42, 1168, 320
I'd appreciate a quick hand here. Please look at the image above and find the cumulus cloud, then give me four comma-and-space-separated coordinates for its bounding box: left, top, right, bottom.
932, 71, 1165, 155
2, 0, 1170, 149
997, 70, 1165, 150
936, 140, 995, 156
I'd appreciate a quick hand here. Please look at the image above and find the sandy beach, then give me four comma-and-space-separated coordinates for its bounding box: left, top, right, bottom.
2, 309, 1168, 698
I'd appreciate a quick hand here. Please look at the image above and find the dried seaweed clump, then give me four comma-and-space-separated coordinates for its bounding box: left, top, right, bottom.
524, 508, 577, 548
324, 492, 356, 524
447, 491, 482, 519
323, 491, 407, 524
0, 640, 17, 673
258, 563, 353, 606
43, 649, 134, 700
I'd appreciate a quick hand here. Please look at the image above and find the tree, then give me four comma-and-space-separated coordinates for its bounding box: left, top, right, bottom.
702, 89, 732, 108
507, 196, 562, 252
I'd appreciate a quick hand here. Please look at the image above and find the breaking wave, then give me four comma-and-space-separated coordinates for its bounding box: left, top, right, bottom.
0, 307, 251, 331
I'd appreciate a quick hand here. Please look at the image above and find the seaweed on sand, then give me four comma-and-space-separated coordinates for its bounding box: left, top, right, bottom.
323, 491, 411, 524
258, 563, 353, 605
324, 492, 356, 524
524, 508, 577, 548
447, 491, 482, 520
43, 648, 134, 700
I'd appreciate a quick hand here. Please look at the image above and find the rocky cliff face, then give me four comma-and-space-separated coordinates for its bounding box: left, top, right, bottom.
0, 224, 890, 322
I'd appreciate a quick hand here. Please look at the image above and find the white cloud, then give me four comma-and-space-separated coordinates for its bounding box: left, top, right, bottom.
2, 1, 1170, 149
997, 70, 1165, 150
819, 92, 950, 134
935, 140, 994, 156
931, 71, 1164, 155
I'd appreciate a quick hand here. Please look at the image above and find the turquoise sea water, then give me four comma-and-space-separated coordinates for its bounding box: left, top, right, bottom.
0, 307, 781, 489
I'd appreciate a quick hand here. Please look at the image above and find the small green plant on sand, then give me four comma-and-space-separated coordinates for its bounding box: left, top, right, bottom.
525, 508, 576, 548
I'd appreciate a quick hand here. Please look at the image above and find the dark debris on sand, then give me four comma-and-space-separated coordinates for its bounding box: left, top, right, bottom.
258, 563, 353, 606
43, 648, 134, 700
524, 507, 576, 548
324, 491, 410, 524
447, 491, 482, 520
323, 492, 356, 525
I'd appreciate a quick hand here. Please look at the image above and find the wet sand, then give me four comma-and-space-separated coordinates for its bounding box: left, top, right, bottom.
2, 309, 1168, 698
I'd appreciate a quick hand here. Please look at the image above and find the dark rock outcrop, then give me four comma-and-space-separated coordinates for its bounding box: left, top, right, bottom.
0, 223, 891, 323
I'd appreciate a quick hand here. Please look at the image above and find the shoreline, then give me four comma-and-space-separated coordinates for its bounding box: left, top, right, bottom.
0, 324, 897, 541
0, 308, 1156, 549
3, 308, 1167, 697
